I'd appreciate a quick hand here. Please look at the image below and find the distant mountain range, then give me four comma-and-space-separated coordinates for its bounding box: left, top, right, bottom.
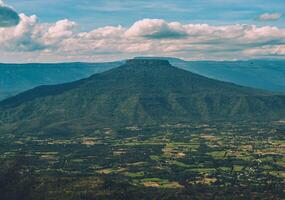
167, 58, 285, 93
1, 58, 285, 101
0, 62, 122, 100
1, 59, 285, 135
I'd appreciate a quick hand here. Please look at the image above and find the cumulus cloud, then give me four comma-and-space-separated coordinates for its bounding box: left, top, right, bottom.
125, 19, 187, 39
244, 45, 285, 56
1, 17, 285, 62
0, 14, 76, 52
42, 19, 77, 48
0, 0, 20, 27
259, 13, 282, 21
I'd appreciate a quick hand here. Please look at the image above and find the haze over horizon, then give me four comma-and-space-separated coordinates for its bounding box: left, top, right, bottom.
0, 0, 285, 63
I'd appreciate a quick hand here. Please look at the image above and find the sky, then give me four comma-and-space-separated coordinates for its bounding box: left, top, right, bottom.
0, 0, 285, 62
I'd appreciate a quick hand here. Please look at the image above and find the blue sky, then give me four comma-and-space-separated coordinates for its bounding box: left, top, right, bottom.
6, 0, 285, 30
0, 0, 285, 62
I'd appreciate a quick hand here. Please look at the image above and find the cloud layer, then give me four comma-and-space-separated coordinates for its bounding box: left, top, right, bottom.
1, 15, 285, 62
259, 13, 282, 21
125, 19, 187, 39
0, 0, 20, 27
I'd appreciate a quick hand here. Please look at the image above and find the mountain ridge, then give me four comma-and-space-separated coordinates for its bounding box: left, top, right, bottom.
0, 59, 270, 108
1, 58, 285, 101
0, 59, 285, 135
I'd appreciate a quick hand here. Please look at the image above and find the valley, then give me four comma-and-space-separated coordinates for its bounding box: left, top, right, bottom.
1, 59, 285, 200
1, 0, 285, 199
0, 121, 284, 199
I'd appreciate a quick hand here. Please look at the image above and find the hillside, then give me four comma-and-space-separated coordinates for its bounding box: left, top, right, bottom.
169, 59, 285, 92
0, 59, 285, 134
1, 59, 285, 101
0, 62, 122, 100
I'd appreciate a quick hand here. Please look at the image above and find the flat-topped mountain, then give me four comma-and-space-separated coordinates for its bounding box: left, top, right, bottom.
1, 59, 285, 101
1, 59, 285, 134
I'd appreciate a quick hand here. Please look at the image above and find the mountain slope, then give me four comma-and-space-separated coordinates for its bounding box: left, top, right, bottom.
0, 62, 122, 100
137, 57, 285, 92
0, 59, 285, 134
1, 59, 285, 102
169, 59, 285, 92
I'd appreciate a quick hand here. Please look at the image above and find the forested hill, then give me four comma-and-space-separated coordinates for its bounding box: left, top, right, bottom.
1, 59, 285, 135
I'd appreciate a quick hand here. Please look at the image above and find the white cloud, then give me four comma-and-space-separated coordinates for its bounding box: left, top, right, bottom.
0, 0, 20, 27
1, 17, 285, 62
244, 45, 285, 56
0, 14, 76, 51
42, 19, 77, 48
125, 19, 187, 38
0, 14, 40, 51
45, 19, 76, 39
259, 13, 282, 21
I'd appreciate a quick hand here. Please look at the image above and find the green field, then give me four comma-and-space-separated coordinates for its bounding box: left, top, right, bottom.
0, 121, 284, 199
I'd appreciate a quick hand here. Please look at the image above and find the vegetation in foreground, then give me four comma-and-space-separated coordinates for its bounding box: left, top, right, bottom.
0, 120, 284, 200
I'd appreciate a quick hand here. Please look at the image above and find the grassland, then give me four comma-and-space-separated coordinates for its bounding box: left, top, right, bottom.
0, 121, 284, 199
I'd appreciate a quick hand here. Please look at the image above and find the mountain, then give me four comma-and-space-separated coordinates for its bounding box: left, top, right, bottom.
1, 59, 285, 135
1, 59, 285, 101
169, 59, 285, 93
137, 57, 285, 92
0, 62, 122, 100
